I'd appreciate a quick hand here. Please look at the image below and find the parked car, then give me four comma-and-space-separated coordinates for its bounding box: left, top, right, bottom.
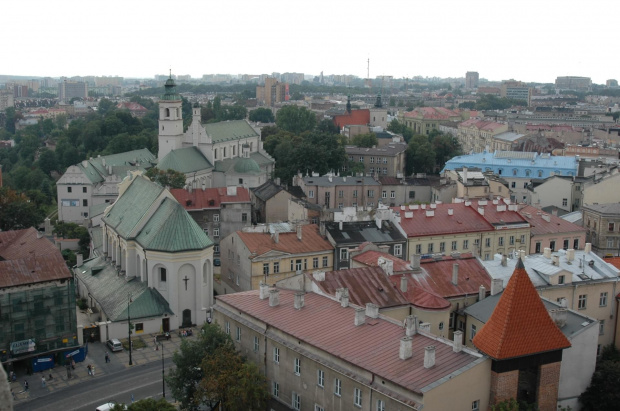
106, 339, 123, 352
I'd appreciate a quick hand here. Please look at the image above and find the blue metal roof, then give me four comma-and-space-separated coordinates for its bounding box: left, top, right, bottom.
442, 151, 578, 179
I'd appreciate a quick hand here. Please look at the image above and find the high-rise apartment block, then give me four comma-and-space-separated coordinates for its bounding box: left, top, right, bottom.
465, 71, 479, 89
606, 79, 618, 88
58, 80, 88, 103
500, 80, 531, 105
256, 77, 288, 107
555, 76, 592, 92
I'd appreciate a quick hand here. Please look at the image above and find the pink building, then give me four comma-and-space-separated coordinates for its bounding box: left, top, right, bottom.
518, 205, 586, 253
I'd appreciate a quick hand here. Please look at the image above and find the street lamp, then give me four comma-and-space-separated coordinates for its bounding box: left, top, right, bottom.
128, 293, 133, 366
160, 341, 165, 398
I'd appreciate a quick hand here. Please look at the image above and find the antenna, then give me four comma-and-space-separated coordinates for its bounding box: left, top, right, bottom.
367, 58, 370, 80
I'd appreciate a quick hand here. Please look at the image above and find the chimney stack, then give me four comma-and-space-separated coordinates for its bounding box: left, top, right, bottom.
296, 224, 302, 241
452, 264, 459, 286
399, 337, 413, 360
273, 231, 279, 243
411, 254, 421, 270
312, 271, 325, 281
419, 322, 431, 333
453, 330, 463, 352
294, 292, 305, 309
405, 315, 416, 337
552, 255, 559, 266
77, 253, 83, 267
400, 275, 408, 293
424, 346, 436, 368
269, 289, 280, 307
501, 254, 507, 267
491, 278, 504, 296
354, 308, 366, 326
584, 243, 592, 254
339, 221, 343, 231
543, 247, 552, 258
340, 288, 350, 307
478, 285, 486, 300
259, 283, 269, 300
567, 248, 575, 262
462, 167, 468, 184
448, 208, 454, 216
366, 303, 379, 319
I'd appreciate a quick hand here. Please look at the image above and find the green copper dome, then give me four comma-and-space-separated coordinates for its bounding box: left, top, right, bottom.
161, 76, 181, 101
234, 157, 261, 174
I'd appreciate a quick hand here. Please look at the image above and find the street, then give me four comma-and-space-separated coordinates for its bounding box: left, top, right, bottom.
14, 360, 173, 411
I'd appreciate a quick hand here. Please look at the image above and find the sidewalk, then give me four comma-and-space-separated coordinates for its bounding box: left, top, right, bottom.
10, 326, 197, 403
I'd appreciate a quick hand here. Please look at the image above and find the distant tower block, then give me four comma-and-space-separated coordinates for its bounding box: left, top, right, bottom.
466, 72, 479, 89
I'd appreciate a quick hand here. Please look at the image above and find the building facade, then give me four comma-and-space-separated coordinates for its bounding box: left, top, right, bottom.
582, 203, 620, 256
345, 143, 407, 178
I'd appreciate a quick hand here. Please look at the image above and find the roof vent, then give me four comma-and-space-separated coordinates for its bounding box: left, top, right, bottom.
259, 283, 269, 300
453, 330, 463, 352
424, 346, 436, 368
404, 315, 416, 337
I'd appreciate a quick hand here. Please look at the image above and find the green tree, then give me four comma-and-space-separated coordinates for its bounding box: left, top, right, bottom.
112, 398, 176, 411
145, 168, 186, 189
53, 221, 90, 255
351, 132, 378, 148
37, 149, 58, 175
166, 323, 235, 410
275, 105, 317, 134
0, 187, 45, 231
580, 345, 620, 410
458, 101, 476, 109
4, 107, 17, 134
406, 135, 436, 175
316, 119, 340, 135
248, 107, 275, 123
98, 98, 116, 116
432, 132, 461, 169
290, 91, 305, 100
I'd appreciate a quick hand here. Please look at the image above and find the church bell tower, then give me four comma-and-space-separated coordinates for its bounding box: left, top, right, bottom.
158, 73, 184, 159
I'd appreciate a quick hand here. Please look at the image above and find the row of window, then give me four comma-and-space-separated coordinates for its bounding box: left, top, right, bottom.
213, 143, 253, 160
261, 257, 330, 275
574, 292, 608, 310
534, 238, 579, 253
66, 186, 88, 193
348, 156, 389, 164
61, 199, 88, 207
340, 245, 402, 261
203, 227, 219, 237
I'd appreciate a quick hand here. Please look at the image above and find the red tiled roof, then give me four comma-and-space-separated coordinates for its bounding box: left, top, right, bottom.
392, 203, 494, 237
0, 228, 72, 287
333, 109, 370, 128
402, 107, 460, 120
407, 255, 491, 299
313, 266, 410, 308
117, 102, 147, 112
353, 250, 411, 272
518, 205, 586, 237
170, 187, 250, 210
604, 257, 620, 270
397, 283, 451, 311
472, 258, 571, 360
469, 199, 527, 225
216, 290, 481, 394
237, 224, 333, 258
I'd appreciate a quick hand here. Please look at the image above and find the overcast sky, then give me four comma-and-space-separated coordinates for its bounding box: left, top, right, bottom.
3, 0, 618, 84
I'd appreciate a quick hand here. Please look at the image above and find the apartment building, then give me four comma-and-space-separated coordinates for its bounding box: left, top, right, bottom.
555, 76, 592, 92
457, 119, 508, 153
58, 80, 88, 103
293, 173, 382, 209
256, 77, 288, 106
465, 71, 479, 89
399, 107, 464, 136
582, 203, 620, 256
518, 205, 586, 254
345, 143, 407, 178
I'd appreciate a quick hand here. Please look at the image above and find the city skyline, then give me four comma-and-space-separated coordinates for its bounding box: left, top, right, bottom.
2, 0, 618, 84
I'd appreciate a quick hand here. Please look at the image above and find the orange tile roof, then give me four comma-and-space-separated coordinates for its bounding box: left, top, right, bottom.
392, 203, 494, 237
604, 257, 620, 270
237, 224, 333, 258
518, 205, 586, 237
170, 187, 250, 210
472, 258, 570, 360
333, 109, 370, 128
352, 250, 412, 272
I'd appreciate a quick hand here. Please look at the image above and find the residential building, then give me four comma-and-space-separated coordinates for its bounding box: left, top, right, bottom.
213, 288, 491, 411
293, 172, 382, 209
345, 143, 407, 178
440, 168, 510, 201
170, 186, 252, 261
0, 91, 14, 110
519, 205, 586, 254
465, 292, 598, 411
251, 180, 302, 224
379, 175, 440, 205
116, 102, 148, 118
457, 119, 508, 154
472, 258, 572, 411
399, 107, 464, 136
479, 246, 620, 350
528, 175, 589, 212
465, 71, 479, 89
56, 149, 156, 224
582, 203, 620, 256
500, 80, 531, 105
256, 77, 288, 107
58, 80, 88, 103
555, 76, 592, 92
325, 220, 407, 270
219, 224, 333, 293
0, 228, 79, 367
79, 172, 214, 332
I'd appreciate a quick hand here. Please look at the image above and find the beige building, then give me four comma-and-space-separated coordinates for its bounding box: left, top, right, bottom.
293, 172, 382, 209
457, 119, 508, 153
399, 107, 465, 136
582, 203, 620, 257
256, 77, 287, 107
345, 143, 407, 178
214, 288, 491, 411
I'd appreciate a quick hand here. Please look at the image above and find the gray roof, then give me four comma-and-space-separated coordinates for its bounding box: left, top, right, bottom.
77, 149, 156, 184
75, 256, 174, 321
581, 203, 620, 215
303, 175, 381, 187
90, 227, 104, 255
326, 220, 406, 246
345, 144, 407, 156
493, 132, 527, 142
251, 180, 283, 202
561, 211, 583, 225
89, 203, 109, 218
214, 152, 273, 174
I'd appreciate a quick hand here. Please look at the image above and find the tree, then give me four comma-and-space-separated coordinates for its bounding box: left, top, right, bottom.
37, 149, 58, 175
145, 168, 186, 189
275, 105, 316, 134
351, 133, 378, 148
248, 107, 275, 123
406, 135, 436, 175
0, 187, 45, 231
53, 221, 90, 255
112, 398, 176, 411
166, 323, 236, 410
432, 132, 461, 169
580, 345, 620, 410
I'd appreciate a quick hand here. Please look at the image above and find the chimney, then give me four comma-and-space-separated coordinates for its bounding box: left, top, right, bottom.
341, 288, 350, 308
405, 315, 416, 337
312, 271, 325, 281
268, 289, 280, 307
259, 283, 269, 299
448, 208, 454, 216
567, 249, 575, 262
585, 243, 592, 254
478, 207, 484, 215
77, 253, 83, 266
44, 218, 52, 236
491, 278, 504, 296
294, 292, 305, 309
453, 331, 463, 352
462, 167, 468, 184
478, 285, 486, 300
366, 303, 379, 319
399, 337, 413, 360
552, 255, 559, 266
419, 322, 431, 333
541, 214, 551, 222
501, 254, 507, 267
452, 264, 459, 286
424, 346, 436, 368
354, 308, 366, 326
411, 254, 421, 270
426, 210, 435, 217
319, 222, 326, 236
400, 275, 408, 293
339, 221, 343, 231
543, 247, 552, 258
296, 224, 302, 241
379, 258, 394, 276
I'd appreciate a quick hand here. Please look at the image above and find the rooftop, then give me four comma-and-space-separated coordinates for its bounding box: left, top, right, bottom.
204, 119, 259, 143
581, 203, 620, 215
333, 109, 370, 128
157, 146, 213, 174
302, 175, 380, 187
325, 220, 405, 245
391, 203, 494, 237
170, 187, 250, 210
345, 144, 407, 156
518, 205, 585, 237
237, 224, 333, 258
403, 107, 461, 120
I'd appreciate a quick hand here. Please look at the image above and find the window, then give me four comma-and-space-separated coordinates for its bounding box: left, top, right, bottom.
214, 148, 218, 159
452, 241, 457, 251
439, 322, 444, 331
213, 214, 220, 222
296, 259, 302, 271
383, 157, 388, 164
472, 400, 480, 411
359, 156, 364, 162
535, 242, 541, 253
463, 240, 469, 249
242, 213, 248, 223
235, 326, 241, 342
377, 400, 386, 411
609, 223, 616, 232
415, 244, 422, 254
340, 248, 348, 261
409, 190, 416, 199
214, 228, 219, 237
439, 242, 445, 252
383, 167, 388, 175
338, 203, 343, 209
485, 238, 491, 248
273, 262, 279, 273
354, 387, 362, 407
549, 240, 555, 251
600, 320, 605, 335
203, 228, 209, 235
367, 190, 374, 198
353, 190, 358, 198
509, 236, 515, 245
562, 198, 568, 207
309, 190, 315, 198
225, 321, 230, 334
394, 244, 402, 257
82, 187, 87, 193
263, 263, 269, 275
135, 323, 144, 333
578, 294, 587, 309
498, 237, 504, 246
338, 190, 344, 198
370, 157, 375, 164
334, 378, 342, 396
600, 292, 608, 307
304, 259, 308, 270
253, 336, 259, 352
390, 191, 395, 198
310, 257, 317, 268
470, 324, 477, 340
574, 238, 579, 249
273, 346, 280, 363
273, 381, 279, 397
67, 186, 72, 193
563, 239, 569, 250
558, 275, 565, 285
521, 235, 526, 244
427, 243, 434, 253
607, 238, 614, 248
160, 267, 167, 282
317, 369, 325, 387
82, 199, 88, 207
294, 357, 301, 375
382, 190, 387, 198
485, 253, 490, 260
322, 256, 328, 267
511, 182, 516, 188
292, 392, 301, 410
239, 178, 243, 185
315, 406, 324, 411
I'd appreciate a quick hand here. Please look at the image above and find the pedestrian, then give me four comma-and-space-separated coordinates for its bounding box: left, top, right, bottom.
71, 359, 75, 370
48, 373, 53, 381
41, 376, 46, 388
105, 352, 110, 363
87, 364, 91, 376
23, 380, 29, 391
91, 364, 96, 376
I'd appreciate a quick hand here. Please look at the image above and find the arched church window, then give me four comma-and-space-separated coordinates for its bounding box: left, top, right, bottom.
165, 108, 170, 117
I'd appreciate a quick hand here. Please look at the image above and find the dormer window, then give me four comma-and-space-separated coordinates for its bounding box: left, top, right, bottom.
558, 275, 565, 285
